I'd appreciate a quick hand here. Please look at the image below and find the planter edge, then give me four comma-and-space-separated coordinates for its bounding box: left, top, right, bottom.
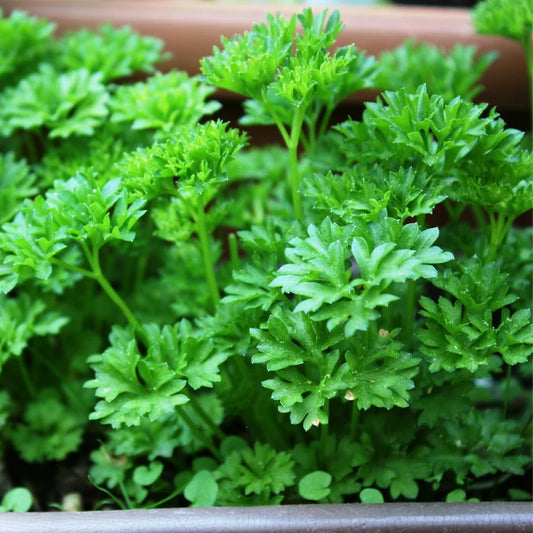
1, 0, 529, 113
0, 502, 532, 533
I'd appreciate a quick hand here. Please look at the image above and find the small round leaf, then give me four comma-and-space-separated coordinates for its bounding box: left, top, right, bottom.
2, 487, 33, 512
184, 470, 218, 507
360, 488, 384, 504
298, 471, 332, 501
133, 461, 163, 486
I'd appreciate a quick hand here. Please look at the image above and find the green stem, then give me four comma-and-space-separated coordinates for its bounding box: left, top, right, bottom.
471, 205, 487, 231
228, 232, 240, 272
118, 480, 134, 510
349, 402, 360, 441
318, 104, 334, 143
50, 258, 95, 279
195, 205, 220, 311
486, 211, 513, 264
87, 245, 147, 345
403, 280, 417, 350
178, 405, 223, 462
288, 105, 306, 220
319, 400, 330, 466
187, 392, 226, 441
503, 363, 512, 420
263, 100, 291, 148
17, 355, 36, 398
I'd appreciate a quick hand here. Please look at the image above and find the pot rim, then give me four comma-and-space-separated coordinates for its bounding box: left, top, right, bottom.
0, 501, 532, 533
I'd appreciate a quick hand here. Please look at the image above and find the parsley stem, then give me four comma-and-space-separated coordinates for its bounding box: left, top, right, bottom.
178, 405, 223, 462
319, 400, 330, 466
486, 211, 513, 264
17, 355, 36, 398
228, 232, 240, 271
503, 363, 512, 420
88, 245, 147, 345
350, 403, 360, 441
50, 258, 95, 280
288, 105, 306, 220
118, 480, 134, 510
403, 280, 417, 350
195, 205, 220, 311
187, 392, 226, 441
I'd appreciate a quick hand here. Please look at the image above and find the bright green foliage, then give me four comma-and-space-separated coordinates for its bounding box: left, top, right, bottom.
0, 152, 36, 225
418, 258, 533, 372
110, 71, 221, 137
0, 10, 55, 86
498, 227, 533, 309
90, 445, 133, 490
473, 0, 533, 44
252, 310, 419, 428
0, 5, 531, 510
150, 120, 248, 194
252, 308, 347, 429
272, 216, 452, 335
0, 171, 146, 293
85, 325, 189, 428
344, 330, 419, 410
376, 40, 496, 102
455, 149, 533, 218
305, 167, 448, 224
201, 13, 296, 100
359, 454, 430, 500
0, 294, 68, 370
11, 392, 84, 462
55, 24, 169, 82
336, 85, 523, 173
0, 65, 109, 138
215, 442, 295, 505
86, 321, 227, 427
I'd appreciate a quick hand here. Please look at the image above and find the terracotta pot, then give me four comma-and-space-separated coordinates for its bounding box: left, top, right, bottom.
1, 0, 530, 116
1, 502, 532, 532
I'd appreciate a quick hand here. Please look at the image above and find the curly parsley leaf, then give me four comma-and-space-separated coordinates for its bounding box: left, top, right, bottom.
85, 325, 189, 428
215, 442, 295, 505
0, 9, 55, 87
473, 0, 532, 45
110, 71, 220, 138
376, 40, 496, 103
0, 65, 109, 139
10, 392, 84, 462
55, 23, 169, 82
418, 257, 533, 372
336, 85, 523, 174
272, 216, 452, 335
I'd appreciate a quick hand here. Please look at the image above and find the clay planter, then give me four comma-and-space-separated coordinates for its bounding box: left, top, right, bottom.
1, 0, 530, 124
0, 1, 531, 531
